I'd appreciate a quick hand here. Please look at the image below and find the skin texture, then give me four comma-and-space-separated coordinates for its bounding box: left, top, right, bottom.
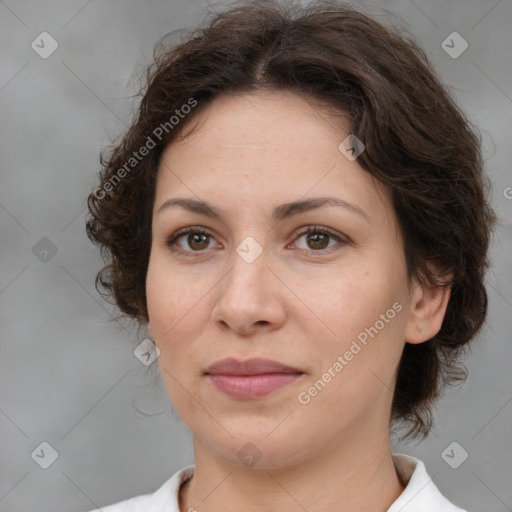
145, 90, 451, 512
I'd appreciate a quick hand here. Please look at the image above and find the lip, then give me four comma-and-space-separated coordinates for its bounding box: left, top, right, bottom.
205, 358, 304, 399
205, 357, 302, 376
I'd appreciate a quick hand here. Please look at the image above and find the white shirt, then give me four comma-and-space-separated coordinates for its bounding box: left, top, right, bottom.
88, 453, 468, 512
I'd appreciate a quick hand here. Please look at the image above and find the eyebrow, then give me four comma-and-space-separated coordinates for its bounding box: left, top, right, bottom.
157, 196, 370, 223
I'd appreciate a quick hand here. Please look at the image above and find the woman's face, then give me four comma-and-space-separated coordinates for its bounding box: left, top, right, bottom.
146, 90, 419, 468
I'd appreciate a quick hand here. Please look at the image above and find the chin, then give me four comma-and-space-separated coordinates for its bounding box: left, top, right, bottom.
201, 428, 306, 471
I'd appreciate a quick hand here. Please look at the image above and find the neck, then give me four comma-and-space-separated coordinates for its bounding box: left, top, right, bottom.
179, 424, 405, 512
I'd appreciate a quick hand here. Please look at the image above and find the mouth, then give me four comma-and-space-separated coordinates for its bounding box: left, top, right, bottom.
205, 357, 303, 376
205, 358, 304, 399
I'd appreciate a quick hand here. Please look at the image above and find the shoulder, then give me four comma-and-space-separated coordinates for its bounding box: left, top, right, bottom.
85, 465, 195, 512
388, 453, 468, 512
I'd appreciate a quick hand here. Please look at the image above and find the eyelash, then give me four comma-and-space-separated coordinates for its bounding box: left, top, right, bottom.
164, 225, 348, 258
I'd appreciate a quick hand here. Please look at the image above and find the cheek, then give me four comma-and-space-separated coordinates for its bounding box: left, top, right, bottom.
146, 257, 188, 346
145, 254, 216, 373
297, 261, 407, 367
145, 259, 203, 405
297, 277, 406, 418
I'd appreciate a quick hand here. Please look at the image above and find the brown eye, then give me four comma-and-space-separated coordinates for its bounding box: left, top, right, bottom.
187, 233, 210, 251
306, 232, 330, 250
165, 227, 217, 254
291, 225, 347, 255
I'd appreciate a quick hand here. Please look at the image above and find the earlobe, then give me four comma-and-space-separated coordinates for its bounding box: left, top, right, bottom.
405, 276, 452, 344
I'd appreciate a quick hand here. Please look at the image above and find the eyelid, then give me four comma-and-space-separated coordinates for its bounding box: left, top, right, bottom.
165, 226, 219, 249
291, 225, 350, 244
165, 224, 349, 256
286, 225, 349, 256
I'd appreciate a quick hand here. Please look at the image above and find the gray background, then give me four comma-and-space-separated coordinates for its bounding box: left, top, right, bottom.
1, 0, 511, 511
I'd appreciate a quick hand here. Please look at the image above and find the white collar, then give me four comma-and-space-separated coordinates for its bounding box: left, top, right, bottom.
94, 453, 467, 511
387, 453, 467, 511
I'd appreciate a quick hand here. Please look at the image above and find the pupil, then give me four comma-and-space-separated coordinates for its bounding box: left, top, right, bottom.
308, 232, 328, 250
189, 233, 208, 250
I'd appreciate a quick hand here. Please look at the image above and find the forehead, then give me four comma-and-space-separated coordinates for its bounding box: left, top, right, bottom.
161, 90, 350, 166
154, 90, 392, 222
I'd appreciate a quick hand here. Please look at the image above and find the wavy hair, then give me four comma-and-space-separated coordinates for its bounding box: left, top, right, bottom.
86, 0, 497, 439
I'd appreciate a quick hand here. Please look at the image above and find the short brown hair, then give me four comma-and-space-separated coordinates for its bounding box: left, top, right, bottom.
86, 0, 497, 439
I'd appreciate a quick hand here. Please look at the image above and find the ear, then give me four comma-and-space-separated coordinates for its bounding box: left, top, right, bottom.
404, 272, 452, 344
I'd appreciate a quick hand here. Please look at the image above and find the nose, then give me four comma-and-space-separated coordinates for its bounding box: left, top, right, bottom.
211, 246, 286, 337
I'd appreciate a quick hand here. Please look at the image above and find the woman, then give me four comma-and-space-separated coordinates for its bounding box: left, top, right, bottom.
85, 1, 496, 510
